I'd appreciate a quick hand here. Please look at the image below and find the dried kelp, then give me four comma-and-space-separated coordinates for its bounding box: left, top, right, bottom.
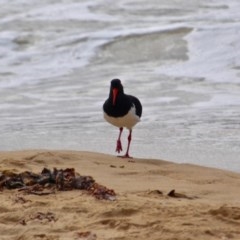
0, 168, 116, 200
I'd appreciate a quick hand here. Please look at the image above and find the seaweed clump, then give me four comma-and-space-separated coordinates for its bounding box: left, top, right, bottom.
0, 168, 116, 201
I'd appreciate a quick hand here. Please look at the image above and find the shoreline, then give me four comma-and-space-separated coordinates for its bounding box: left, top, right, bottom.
1, 150, 240, 240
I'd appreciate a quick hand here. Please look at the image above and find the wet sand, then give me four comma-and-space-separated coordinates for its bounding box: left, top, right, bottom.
0, 150, 240, 240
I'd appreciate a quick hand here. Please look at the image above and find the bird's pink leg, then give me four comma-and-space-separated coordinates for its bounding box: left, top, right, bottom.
120, 129, 133, 159
116, 127, 123, 153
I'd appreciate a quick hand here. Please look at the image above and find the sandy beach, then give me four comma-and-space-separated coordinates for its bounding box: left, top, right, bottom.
0, 150, 240, 240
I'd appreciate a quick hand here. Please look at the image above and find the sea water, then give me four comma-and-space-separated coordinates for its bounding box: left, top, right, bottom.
0, 0, 240, 172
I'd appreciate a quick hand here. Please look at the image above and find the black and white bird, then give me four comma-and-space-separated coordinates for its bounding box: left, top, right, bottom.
103, 79, 142, 158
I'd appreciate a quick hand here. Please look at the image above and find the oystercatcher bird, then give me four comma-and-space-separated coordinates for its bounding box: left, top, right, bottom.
103, 79, 142, 158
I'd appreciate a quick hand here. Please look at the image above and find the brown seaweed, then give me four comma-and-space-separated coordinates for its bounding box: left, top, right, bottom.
0, 168, 116, 200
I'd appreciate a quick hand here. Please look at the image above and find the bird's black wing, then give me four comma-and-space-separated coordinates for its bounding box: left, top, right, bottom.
128, 95, 142, 118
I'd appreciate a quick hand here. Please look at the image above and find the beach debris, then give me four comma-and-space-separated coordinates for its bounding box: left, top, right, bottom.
32, 211, 57, 223
75, 231, 97, 240
167, 189, 194, 199
0, 168, 116, 200
18, 184, 56, 196
13, 195, 32, 204
110, 165, 125, 169
89, 182, 116, 200
147, 189, 196, 200
19, 219, 27, 226
33, 234, 47, 239
20, 211, 57, 225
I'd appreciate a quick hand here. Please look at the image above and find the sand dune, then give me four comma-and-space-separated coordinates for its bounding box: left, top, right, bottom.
0, 150, 240, 240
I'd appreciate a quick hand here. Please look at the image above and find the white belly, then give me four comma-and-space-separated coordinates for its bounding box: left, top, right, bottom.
104, 106, 140, 130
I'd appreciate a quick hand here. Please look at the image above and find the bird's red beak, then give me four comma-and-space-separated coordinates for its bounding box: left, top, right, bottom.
112, 88, 118, 106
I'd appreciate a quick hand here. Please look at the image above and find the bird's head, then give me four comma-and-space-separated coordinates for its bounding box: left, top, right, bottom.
110, 79, 124, 106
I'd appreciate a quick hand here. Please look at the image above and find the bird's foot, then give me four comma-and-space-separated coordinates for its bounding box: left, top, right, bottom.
115, 140, 123, 153
117, 154, 135, 162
